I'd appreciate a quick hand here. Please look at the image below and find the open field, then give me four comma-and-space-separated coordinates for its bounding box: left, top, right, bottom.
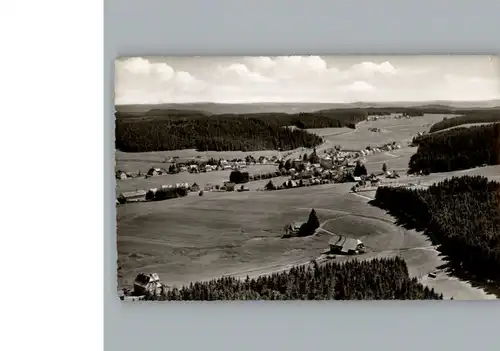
313, 114, 447, 151
363, 147, 417, 174
116, 164, 279, 195
116, 150, 283, 174
270, 113, 451, 162
430, 122, 498, 134
385, 165, 500, 186
117, 177, 497, 299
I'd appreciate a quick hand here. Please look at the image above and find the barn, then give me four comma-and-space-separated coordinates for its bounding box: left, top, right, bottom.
225, 182, 236, 191
147, 167, 162, 176
118, 189, 147, 204
284, 221, 305, 236
190, 183, 200, 192
115, 170, 129, 180
133, 273, 163, 296
329, 235, 365, 255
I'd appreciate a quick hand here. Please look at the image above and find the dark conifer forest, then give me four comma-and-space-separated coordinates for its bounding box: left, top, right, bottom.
428, 111, 500, 133
144, 257, 442, 301
115, 107, 463, 153
115, 110, 369, 152
371, 176, 500, 283
408, 123, 500, 174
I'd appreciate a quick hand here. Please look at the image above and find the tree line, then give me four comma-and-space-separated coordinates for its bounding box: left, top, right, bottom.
116, 116, 325, 152
408, 123, 500, 174
428, 111, 500, 133
144, 257, 443, 301
115, 107, 438, 153
371, 175, 500, 283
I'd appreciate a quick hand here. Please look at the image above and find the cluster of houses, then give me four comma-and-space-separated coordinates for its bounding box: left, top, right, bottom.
366, 114, 417, 122
116, 155, 283, 181
356, 142, 402, 158
117, 182, 202, 204
350, 174, 381, 192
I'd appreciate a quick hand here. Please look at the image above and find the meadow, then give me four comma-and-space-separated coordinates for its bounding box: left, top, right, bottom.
117, 179, 497, 300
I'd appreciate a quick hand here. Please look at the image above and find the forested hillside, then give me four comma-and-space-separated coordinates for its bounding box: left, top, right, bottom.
115, 109, 368, 152
371, 176, 500, 283
429, 111, 500, 133
144, 257, 443, 301
408, 123, 500, 174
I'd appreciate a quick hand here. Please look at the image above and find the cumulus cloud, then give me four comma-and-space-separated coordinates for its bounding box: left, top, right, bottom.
115, 56, 499, 104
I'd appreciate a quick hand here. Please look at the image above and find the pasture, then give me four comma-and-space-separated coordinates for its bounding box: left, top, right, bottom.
312, 114, 448, 151
430, 122, 498, 134
117, 179, 496, 299
116, 149, 283, 174
116, 164, 278, 195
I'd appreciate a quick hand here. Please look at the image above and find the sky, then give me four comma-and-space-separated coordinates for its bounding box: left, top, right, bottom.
115, 55, 499, 105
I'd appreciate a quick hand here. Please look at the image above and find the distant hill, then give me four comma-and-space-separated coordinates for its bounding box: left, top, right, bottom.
115, 100, 500, 116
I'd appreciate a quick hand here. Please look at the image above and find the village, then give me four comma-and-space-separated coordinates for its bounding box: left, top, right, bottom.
116, 140, 405, 204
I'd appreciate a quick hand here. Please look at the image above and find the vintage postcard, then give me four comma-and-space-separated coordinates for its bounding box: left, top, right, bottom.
115, 55, 500, 301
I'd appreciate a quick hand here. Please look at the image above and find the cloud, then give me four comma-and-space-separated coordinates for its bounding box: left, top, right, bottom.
345, 81, 375, 92
115, 58, 207, 105
115, 56, 499, 104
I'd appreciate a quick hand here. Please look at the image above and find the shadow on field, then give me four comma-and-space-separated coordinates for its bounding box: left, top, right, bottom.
436, 261, 500, 298
367, 199, 500, 299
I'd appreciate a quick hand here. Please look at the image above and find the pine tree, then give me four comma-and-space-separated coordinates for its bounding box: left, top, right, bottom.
382, 163, 387, 173
308, 209, 320, 230
265, 180, 275, 190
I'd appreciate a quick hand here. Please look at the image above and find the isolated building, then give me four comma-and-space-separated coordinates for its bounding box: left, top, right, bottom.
118, 190, 147, 203
145, 188, 158, 201
116, 170, 129, 180
284, 221, 305, 236
329, 236, 365, 255
237, 185, 250, 192
190, 183, 200, 192
225, 182, 236, 191
133, 273, 163, 296
147, 168, 162, 176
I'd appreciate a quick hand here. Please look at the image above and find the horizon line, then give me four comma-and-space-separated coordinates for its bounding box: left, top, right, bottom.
115, 98, 500, 107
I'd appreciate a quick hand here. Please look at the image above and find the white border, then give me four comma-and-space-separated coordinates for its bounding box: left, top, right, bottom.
2, 1, 103, 351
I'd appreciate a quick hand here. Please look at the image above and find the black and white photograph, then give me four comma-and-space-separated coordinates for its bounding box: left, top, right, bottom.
115, 55, 500, 301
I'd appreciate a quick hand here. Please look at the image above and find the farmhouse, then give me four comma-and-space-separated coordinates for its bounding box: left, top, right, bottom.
284, 221, 304, 236
188, 165, 199, 173
146, 188, 158, 200
147, 167, 163, 176
118, 190, 147, 203
115, 170, 129, 180
133, 273, 163, 296
329, 236, 365, 255
237, 185, 250, 192
225, 182, 235, 191
191, 183, 200, 192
